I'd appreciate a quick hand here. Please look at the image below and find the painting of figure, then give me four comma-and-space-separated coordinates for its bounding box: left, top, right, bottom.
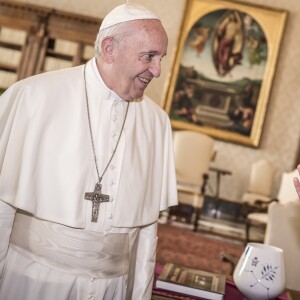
165, 0, 287, 147
170, 9, 267, 136
212, 10, 244, 77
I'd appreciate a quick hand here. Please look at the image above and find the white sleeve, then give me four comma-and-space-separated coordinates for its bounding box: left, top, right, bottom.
0, 199, 16, 277
132, 221, 158, 300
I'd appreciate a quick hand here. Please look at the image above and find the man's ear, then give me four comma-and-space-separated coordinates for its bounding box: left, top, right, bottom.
101, 37, 115, 64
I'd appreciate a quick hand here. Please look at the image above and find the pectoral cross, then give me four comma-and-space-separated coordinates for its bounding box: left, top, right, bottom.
85, 183, 109, 222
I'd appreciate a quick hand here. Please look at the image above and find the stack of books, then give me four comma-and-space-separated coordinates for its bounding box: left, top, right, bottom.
155, 263, 226, 300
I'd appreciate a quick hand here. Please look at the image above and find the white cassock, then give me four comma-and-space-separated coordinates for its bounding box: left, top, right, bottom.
0, 58, 178, 299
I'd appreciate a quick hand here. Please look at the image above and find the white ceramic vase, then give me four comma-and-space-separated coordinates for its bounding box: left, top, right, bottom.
233, 243, 285, 300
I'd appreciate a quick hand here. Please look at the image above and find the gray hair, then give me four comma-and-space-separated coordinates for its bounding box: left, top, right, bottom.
94, 22, 132, 58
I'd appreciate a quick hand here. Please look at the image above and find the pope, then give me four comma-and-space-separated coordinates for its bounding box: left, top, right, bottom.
0, 3, 178, 300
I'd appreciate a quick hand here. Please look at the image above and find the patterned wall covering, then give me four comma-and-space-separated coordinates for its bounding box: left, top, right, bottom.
16, 0, 300, 202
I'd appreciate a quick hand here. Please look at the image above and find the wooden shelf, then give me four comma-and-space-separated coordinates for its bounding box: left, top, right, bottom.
0, 40, 22, 51
0, 63, 17, 73
0, 0, 101, 88
46, 49, 73, 61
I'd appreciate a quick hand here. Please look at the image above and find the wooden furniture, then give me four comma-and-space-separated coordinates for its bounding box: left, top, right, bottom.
0, 0, 100, 92
239, 159, 275, 243
209, 166, 232, 218
168, 130, 215, 231
245, 169, 299, 244
242, 159, 275, 208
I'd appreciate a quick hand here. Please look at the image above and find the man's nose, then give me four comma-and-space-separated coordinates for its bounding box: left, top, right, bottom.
149, 58, 161, 78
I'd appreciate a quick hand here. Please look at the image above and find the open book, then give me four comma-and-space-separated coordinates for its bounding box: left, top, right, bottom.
155, 263, 226, 300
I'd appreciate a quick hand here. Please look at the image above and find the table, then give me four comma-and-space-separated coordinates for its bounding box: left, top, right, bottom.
152, 264, 290, 300
209, 167, 232, 200
209, 166, 232, 218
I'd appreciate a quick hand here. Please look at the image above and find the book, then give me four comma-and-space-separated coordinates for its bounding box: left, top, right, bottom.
155, 263, 226, 300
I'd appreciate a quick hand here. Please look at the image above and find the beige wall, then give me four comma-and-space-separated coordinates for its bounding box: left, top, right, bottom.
16, 0, 300, 202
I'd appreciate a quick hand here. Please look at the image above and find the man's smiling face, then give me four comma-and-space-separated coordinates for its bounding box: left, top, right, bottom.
108, 19, 168, 101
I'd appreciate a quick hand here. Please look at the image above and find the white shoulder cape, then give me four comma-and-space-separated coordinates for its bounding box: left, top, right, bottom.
0, 61, 178, 228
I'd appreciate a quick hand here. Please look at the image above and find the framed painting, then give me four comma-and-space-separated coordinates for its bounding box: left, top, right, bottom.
163, 0, 287, 147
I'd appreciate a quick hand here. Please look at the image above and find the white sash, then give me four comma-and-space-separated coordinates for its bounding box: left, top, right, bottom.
10, 212, 138, 279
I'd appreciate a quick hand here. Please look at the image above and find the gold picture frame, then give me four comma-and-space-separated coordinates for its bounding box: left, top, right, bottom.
163, 0, 287, 147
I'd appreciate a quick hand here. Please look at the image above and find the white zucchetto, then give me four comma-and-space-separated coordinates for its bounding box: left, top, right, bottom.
99, 3, 160, 31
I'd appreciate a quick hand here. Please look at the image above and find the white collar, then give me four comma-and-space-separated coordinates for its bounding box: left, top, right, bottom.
88, 58, 123, 102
